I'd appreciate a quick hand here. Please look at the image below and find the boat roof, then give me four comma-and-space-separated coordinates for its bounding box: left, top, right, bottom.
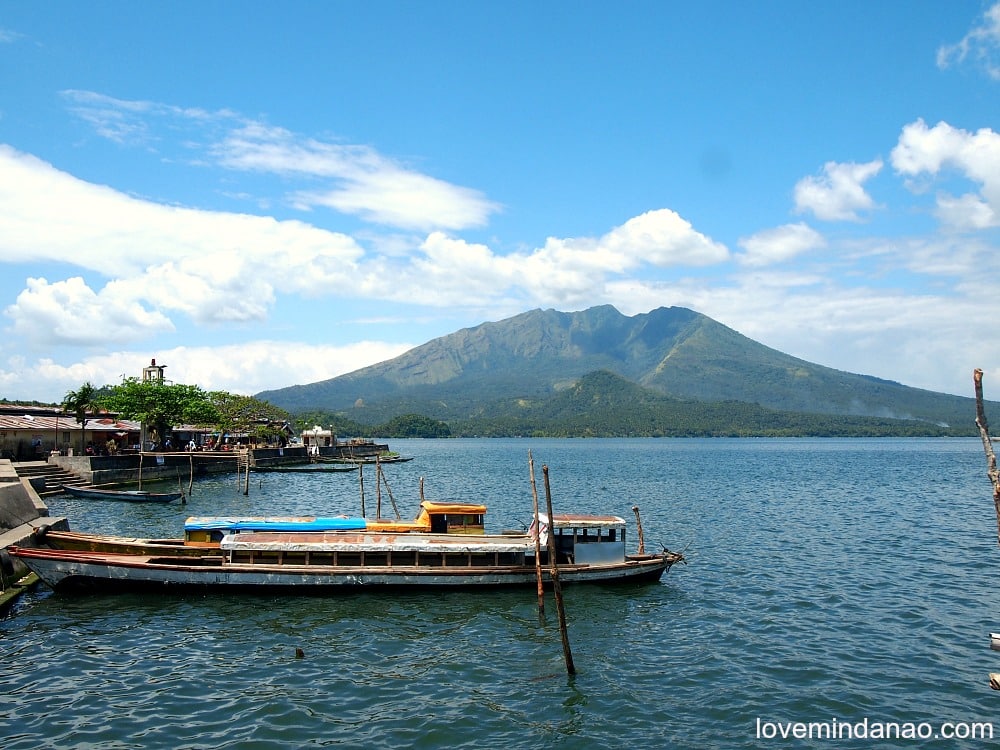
539, 513, 626, 529
220, 531, 534, 554
184, 516, 367, 532
419, 500, 487, 514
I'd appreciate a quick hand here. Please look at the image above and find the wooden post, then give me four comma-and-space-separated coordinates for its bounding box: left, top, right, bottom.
375, 457, 382, 520
358, 461, 366, 518
419, 477, 425, 502
528, 451, 545, 615
188, 455, 194, 497
138, 452, 143, 490
381, 468, 401, 519
974, 369, 1000, 545
632, 505, 645, 554
542, 464, 576, 676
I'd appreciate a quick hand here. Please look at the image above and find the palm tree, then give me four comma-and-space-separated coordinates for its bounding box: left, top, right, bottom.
62, 382, 101, 454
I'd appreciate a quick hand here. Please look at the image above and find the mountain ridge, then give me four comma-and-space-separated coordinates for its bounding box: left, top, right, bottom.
257, 305, 985, 431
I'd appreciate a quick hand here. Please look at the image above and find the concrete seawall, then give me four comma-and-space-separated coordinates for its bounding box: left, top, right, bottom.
45, 443, 388, 486
0, 459, 69, 590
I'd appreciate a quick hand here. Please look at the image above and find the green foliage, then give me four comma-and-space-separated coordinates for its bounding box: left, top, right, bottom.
210, 392, 288, 440
291, 412, 370, 438
62, 382, 102, 451
448, 371, 970, 438
101, 378, 219, 440
378, 414, 451, 438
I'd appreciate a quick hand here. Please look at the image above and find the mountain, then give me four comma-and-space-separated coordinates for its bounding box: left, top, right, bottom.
257, 305, 986, 431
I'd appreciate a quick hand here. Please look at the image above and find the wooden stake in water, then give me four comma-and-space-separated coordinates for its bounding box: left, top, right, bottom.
542, 464, 575, 676
528, 451, 545, 615
632, 505, 645, 554
974, 369, 1000, 545
375, 457, 382, 520
358, 461, 366, 518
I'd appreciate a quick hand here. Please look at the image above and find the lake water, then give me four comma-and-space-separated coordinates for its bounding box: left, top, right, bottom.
2, 438, 999, 748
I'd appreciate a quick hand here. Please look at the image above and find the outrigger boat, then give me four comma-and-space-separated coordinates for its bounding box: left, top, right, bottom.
60, 485, 183, 503
11, 507, 684, 593
31, 501, 491, 556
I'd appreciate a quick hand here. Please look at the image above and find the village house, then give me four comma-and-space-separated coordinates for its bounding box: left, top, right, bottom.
0, 404, 141, 460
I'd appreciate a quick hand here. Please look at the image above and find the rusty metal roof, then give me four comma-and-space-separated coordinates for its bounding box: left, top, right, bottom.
0, 414, 140, 432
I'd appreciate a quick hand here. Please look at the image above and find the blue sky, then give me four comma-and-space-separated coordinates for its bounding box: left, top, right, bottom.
1, 2, 999, 403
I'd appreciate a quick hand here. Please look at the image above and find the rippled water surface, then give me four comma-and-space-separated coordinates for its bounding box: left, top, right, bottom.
3, 438, 999, 748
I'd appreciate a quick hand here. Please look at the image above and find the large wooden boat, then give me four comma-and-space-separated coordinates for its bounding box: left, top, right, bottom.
60, 484, 183, 503
31, 501, 490, 555
10, 512, 683, 593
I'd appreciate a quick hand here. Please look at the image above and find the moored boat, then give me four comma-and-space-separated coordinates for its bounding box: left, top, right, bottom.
60, 485, 183, 503
32, 501, 491, 555
10, 511, 683, 593
316, 453, 414, 465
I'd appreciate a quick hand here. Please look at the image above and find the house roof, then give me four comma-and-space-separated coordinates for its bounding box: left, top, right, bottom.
0, 413, 141, 432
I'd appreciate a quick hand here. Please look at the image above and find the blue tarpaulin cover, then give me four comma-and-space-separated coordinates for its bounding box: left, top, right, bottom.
184, 516, 367, 532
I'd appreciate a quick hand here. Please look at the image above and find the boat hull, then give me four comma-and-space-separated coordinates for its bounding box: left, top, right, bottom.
61, 485, 182, 503
8, 546, 679, 593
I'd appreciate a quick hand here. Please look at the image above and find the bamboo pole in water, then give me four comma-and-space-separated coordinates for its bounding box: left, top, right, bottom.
138, 452, 143, 490
974, 369, 1000, 545
528, 451, 545, 615
188, 455, 194, 497
542, 464, 575, 676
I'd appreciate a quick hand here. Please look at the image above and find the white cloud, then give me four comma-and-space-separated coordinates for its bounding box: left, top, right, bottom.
0, 340, 415, 402
0, 146, 372, 343
359, 209, 730, 310
937, 2, 1000, 80
793, 160, 883, 221
736, 223, 826, 267
215, 124, 501, 231
600, 209, 730, 266
61, 94, 502, 232
891, 119, 1000, 230
4, 277, 174, 346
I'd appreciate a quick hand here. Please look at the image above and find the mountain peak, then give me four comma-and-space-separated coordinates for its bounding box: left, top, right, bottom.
256, 305, 978, 429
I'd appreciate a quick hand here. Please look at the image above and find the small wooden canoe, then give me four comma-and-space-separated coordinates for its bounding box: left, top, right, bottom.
61, 485, 182, 503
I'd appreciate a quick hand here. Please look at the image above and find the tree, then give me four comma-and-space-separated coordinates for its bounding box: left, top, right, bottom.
101, 379, 219, 448
379, 413, 452, 438
62, 382, 101, 453
209, 392, 289, 446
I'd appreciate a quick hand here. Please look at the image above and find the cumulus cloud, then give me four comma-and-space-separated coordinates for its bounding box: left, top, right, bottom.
357, 209, 730, 309
793, 160, 883, 221
736, 223, 826, 267
0, 340, 415, 401
0, 145, 370, 344
4, 277, 174, 346
890, 119, 1000, 230
937, 2, 1000, 80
